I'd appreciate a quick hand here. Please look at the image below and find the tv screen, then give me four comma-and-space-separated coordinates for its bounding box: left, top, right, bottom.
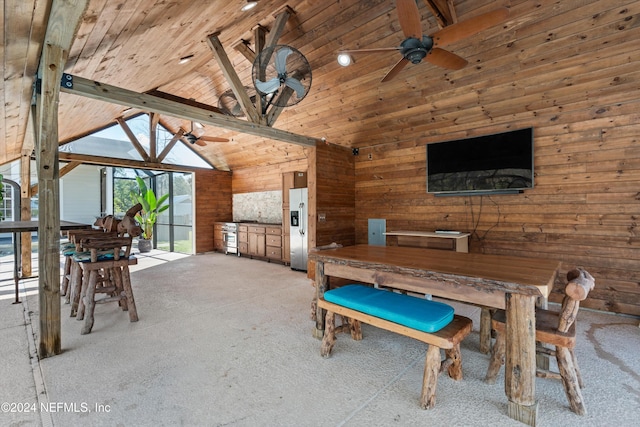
426, 128, 534, 195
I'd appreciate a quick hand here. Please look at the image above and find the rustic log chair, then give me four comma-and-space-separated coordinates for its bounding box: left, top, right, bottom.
63, 204, 142, 307
74, 236, 138, 335
485, 267, 595, 415
62, 229, 117, 306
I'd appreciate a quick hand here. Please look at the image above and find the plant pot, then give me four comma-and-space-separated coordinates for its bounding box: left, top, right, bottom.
137, 238, 152, 253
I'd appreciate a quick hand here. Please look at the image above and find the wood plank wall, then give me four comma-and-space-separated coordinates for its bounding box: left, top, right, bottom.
353, 119, 640, 317
194, 169, 232, 253
232, 157, 309, 194
309, 142, 356, 249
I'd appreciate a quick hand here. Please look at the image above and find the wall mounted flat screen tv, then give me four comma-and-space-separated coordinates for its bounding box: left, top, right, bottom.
426, 128, 534, 196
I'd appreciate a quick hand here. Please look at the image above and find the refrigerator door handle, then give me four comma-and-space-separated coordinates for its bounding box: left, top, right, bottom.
299, 202, 305, 235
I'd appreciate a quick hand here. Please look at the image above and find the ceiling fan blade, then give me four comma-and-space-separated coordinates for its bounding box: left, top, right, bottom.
255, 77, 281, 94
426, 48, 468, 70
285, 77, 306, 98
381, 57, 409, 82
275, 46, 292, 74
193, 139, 207, 147
339, 47, 402, 54
431, 7, 509, 48
199, 136, 229, 143
396, 0, 423, 39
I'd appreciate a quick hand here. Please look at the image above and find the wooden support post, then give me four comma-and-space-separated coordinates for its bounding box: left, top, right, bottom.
505, 293, 538, 426
37, 0, 89, 358
20, 149, 33, 277
37, 42, 64, 357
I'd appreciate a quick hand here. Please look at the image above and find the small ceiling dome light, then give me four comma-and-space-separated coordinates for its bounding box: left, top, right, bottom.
179, 54, 194, 64
337, 53, 352, 67
241, 1, 258, 12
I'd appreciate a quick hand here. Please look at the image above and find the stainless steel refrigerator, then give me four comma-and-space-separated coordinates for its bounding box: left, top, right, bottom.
289, 188, 308, 271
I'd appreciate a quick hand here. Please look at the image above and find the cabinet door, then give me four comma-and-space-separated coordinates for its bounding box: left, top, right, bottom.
248, 232, 266, 257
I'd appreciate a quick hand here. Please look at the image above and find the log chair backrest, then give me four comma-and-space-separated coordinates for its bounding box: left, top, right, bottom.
94, 215, 121, 233
117, 203, 143, 237
558, 268, 595, 334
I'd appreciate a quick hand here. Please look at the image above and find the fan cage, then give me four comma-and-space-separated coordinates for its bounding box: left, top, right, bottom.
252, 45, 312, 107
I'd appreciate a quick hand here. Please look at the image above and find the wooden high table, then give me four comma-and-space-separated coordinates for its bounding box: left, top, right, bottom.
0, 220, 91, 304
309, 245, 560, 426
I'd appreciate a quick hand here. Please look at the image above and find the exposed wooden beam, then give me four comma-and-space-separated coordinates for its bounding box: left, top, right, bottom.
30, 160, 81, 197
207, 34, 260, 124
423, 0, 455, 28
36, 0, 89, 358
59, 152, 203, 173
265, 6, 294, 49
60, 74, 319, 147
253, 25, 266, 116
157, 128, 185, 162
150, 112, 160, 161
116, 117, 151, 162
233, 38, 257, 64
145, 89, 226, 115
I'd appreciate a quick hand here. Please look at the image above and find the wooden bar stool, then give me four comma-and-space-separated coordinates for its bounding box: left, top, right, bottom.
485, 268, 595, 415
64, 230, 118, 310
73, 236, 138, 334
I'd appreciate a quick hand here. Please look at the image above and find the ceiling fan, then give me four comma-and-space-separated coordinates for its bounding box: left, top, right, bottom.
182, 121, 229, 146
252, 45, 312, 110
340, 0, 509, 82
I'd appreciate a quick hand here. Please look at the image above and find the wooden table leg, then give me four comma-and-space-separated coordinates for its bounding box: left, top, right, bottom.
505, 293, 538, 426
313, 260, 327, 339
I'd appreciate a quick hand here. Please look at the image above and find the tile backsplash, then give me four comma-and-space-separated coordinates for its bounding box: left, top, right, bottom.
233, 191, 282, 224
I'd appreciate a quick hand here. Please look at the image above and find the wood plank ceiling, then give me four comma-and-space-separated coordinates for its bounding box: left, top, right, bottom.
2, 0, 639, 172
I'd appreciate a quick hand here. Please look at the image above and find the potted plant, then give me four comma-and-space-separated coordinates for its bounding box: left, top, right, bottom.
130, 176, 169, 252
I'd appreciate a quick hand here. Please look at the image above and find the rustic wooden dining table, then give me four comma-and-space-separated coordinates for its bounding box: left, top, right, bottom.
309, 244, 561, 426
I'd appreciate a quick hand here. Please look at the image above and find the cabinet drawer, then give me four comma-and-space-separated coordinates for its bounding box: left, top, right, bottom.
266, 247, 282, 259
266, 227, 281, 235
248, 226, 265, 234
266, 235, 281, 247
238, 225, 247, 232
238, 231, 248, 243
239, 242, 248, 254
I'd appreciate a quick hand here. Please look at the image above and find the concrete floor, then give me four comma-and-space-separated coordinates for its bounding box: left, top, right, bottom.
1, 251, 639, 426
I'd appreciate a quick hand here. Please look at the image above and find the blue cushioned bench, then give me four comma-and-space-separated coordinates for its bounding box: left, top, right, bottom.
318, 284, 473, 409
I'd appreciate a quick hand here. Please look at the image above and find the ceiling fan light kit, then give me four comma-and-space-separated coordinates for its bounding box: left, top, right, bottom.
401, 36, 433, 64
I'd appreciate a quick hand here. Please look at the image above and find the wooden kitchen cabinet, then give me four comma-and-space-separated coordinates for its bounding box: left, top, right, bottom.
248, 226, 266, 257
266, 226, 282, 260
213, 223, 224, 252
238, 224, 248, 254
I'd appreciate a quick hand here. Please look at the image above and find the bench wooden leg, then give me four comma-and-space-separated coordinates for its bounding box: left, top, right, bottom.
556, 346, 586, 415
444, 344, 463, 380
485, 329, 505, 384
349, 318, 362, 340
420, 345, 441, 409
321, 311, 336, 358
